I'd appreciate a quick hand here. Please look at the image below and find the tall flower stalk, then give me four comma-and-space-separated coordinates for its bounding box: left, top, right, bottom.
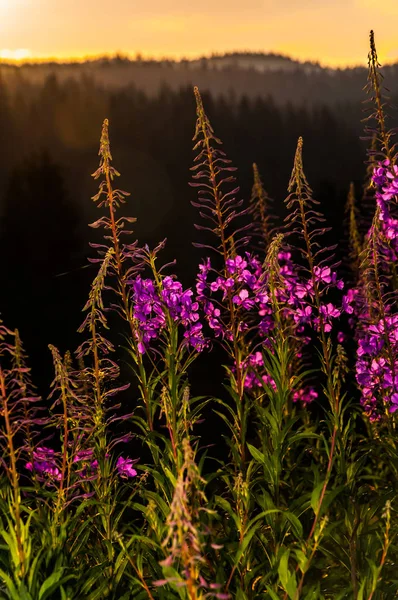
90, 118, 154, 430
283, 137, 344, 594
346, 182, 362, 274
250, 162, 273, 248
190, 86, 251, 470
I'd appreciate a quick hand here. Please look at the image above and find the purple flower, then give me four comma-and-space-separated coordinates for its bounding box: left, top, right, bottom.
116, 456, 138, 479
370, 160, 398, 243
25, 446, 61, 481
337, 331, 346, 343
320, 303, 341, 319
184, 322, 207, 352
342, 288, 358, 315
130, 272, 206, 353
232, 288, 254, 310
293, 305, 312, 325
226, 255, 247, 275
73, 448, 94, 463
293, 386, 318, 404
314, 266, 332, 284
355, 311, 398, 419
390, 393, 398, 413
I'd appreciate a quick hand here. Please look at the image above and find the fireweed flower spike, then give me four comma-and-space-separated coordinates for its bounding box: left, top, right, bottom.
249, 162, 274, 249
155, 439, 228, 599
285, 136, 342, 349
89, 118, 156, 429
350, 33, 398, 421
362, 31, 396, 165
280, 137, 346, 594
190, 86, 251, 262
0, 322, 45, 577
345, 182, 363, 274
190, 87, 259, 472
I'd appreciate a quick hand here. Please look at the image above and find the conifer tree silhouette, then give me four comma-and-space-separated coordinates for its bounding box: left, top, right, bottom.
0, 151, 84, 390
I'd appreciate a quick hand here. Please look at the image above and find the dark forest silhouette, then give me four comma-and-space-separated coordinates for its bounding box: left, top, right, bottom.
2, 51, 398, 107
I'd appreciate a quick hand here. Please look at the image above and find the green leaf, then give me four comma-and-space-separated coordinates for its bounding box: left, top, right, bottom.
233, 522, 262, 564
278, 549, 290, 589
294, 549, 308, 574
38, 569, 65, 600
17, 583, 34, 600
0, 567, 20, 600
281, 512, 303, 539
214, 496, 240, 530
247, 444, 265, 464
265, 587, 281, 600
357, 578, 367, 600
163, 467, 177, 487
310, 482, 324, 514
161, 566, 186, 599
285, 575, 297, 600
278, 549, 297, 600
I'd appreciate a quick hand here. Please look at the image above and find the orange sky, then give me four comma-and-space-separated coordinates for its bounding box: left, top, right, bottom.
1, 0, 398, 67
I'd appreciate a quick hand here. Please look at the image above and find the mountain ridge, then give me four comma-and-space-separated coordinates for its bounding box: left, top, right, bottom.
1, 50, 398, 107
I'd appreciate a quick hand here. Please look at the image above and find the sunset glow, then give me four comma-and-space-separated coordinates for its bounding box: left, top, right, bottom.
0, 0, 398, 68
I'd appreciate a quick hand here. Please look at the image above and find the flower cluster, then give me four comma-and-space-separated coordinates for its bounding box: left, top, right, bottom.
293, 386, 318, 405
239, 351, 277, 391
130, 275, 206, 354
73, 448, 100, 479
196, 251, 344, 401
26, 447, 61, 482
372, 159, 398, 246
278, 251, 343, 333
236, 351, 318, 405
355, 314, 398, 419
196, 251, 343, 340
25, 447, 138, 482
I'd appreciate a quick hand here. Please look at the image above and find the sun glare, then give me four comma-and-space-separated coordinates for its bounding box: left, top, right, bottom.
0, 48, 32, 61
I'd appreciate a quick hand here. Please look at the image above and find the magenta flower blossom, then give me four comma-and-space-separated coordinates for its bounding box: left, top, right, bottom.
73, 448, 94, 463
293, 305, 313, 325
370, 159, 398, 248
237, 352, 277, 391
314, 303, 341, 332
355, 313, 398, 419
293, 387, 318, 404
232, 288, 255, 310
129, 273, 206, 353
314, 266, 332, 284
116, 456, 138, 478
390, 393, 398, 413
337, 331, 346, 343
25, 446, 61, 481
